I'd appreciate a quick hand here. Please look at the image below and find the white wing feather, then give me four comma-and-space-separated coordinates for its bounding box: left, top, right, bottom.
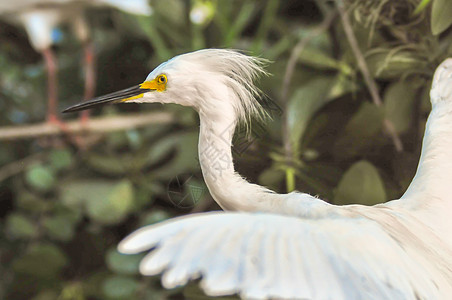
96, 0, 153, 16
118, 211, 452, 300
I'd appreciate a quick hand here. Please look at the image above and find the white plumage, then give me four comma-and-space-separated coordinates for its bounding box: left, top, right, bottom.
120, 212, 451, 299
64, 50, 452, 299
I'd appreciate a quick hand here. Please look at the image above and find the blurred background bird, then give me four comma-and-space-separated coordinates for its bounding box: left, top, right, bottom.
64, 49, 452, 300
0, 0, 152, 125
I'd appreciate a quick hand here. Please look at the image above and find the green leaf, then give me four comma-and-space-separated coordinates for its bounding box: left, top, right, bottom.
25, 164, 55, 192
139, 209, 172, 227
43, 215, 75, 241
413, 0, 432, 15
86, 180, 135, 225
12, 243, 68, 278
106, 131, 129, 149
60, 180, 105, 208
288, 77, 334, 154
126, 130, 142, 150
106, 248, 143, 275
83, 271, 111, 299
146, 137, 177, 164
32, 290, 59, 300
334, 160, 387, 205
295, 26, 333, 53
102, 275, 139, 299
58, 283, 85, 300
298, 48, 342, 71
366, 49, 426, 79
153, 0, 186, 28
53, 203, 83, 225
431, 0, 452, 34
85, 153, 129, 176
49, 148, 73, 171
86, 146, 161, 176
5, 213, 38, 239
258, 167, 285, 191
334, 102, 384, 159
222, 2, 256, 46
384, 81, 416, 134
148, 131, 200, 180
60, 179, 135, 225
297, 163, 343, 199
328, 72, 358, 100
134, 185, 154, 211
16, 191, 51, 213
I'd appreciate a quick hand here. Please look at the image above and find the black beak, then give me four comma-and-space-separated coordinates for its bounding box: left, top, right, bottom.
62, 85, 151, 113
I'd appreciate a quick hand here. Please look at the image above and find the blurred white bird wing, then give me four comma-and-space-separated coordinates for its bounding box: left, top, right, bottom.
118, 210, 452, 300
96, 0, 152, 16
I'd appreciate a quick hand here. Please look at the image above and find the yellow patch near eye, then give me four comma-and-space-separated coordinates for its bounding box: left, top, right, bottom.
121, 93, 144, 102
140, 74, 167, 92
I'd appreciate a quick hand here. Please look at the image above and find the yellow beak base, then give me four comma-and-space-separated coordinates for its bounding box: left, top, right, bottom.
140, 76, 166, 92
63, 75, 167, 113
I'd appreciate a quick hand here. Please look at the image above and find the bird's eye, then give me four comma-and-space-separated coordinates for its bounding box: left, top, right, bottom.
157, 75, 167, 84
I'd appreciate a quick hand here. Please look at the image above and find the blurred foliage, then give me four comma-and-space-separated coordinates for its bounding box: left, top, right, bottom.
0, 0, 451, 299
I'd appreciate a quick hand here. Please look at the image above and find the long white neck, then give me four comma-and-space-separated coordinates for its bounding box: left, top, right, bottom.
197, 108, 275, 212
397, 102, 452, 245
402, 102, 452, 205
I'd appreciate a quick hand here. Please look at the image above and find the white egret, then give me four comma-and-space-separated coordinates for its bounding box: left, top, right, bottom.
64, 49, 452, 299
0, 0, 151, 124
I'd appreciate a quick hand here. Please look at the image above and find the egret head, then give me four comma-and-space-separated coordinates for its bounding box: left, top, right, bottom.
63, 49, 269, 124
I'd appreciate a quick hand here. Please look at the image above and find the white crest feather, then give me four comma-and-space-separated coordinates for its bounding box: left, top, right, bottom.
172, 49, 270, 127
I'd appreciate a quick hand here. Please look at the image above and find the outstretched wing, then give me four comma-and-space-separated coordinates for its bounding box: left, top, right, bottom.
118, 211, 451, 300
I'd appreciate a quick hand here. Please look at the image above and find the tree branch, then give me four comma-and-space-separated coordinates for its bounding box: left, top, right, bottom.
336, 0, 404, 152
0, 112, 175, 140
